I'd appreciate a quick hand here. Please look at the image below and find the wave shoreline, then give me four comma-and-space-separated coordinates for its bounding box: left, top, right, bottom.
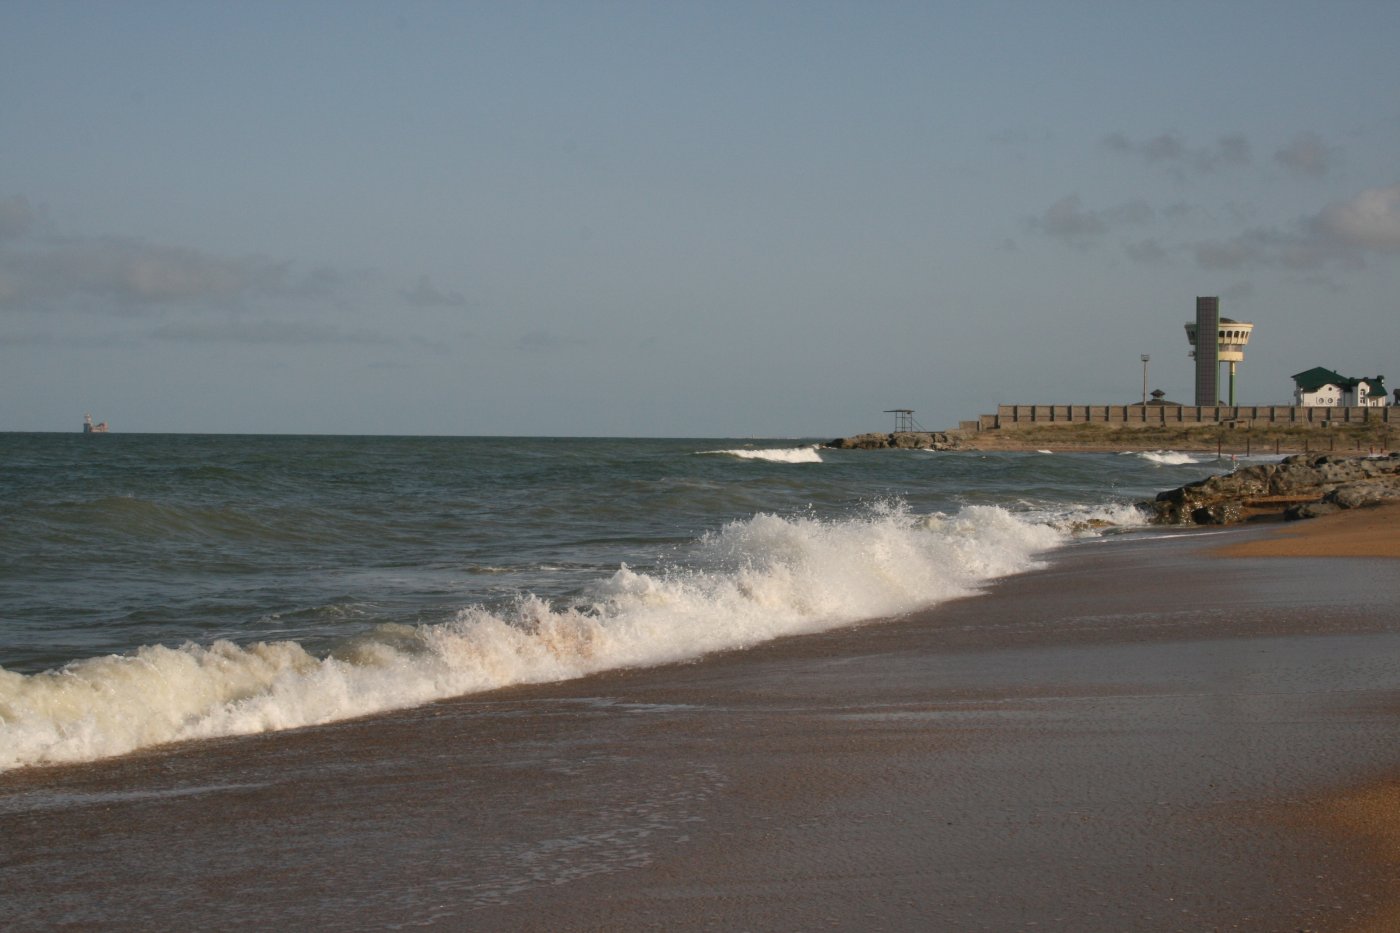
1, 501, 1092, 773
6, 506, 1400, 929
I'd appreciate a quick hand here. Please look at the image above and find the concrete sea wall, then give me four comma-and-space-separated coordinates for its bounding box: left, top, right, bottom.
979, 404, 1395, 432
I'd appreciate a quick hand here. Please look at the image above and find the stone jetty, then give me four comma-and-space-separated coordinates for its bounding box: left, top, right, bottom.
825, 431, 965, 451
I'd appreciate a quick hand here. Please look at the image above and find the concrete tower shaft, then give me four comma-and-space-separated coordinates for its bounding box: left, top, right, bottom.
1190, 297, 1219, 406
1185, 298, 1255, 406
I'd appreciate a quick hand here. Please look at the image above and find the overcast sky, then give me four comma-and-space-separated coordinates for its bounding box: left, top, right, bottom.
3, 1, 1398, 436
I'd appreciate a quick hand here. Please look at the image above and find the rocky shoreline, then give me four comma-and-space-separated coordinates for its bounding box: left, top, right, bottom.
825, 431, 966, 451
827, 421, 1394, 454
1139, 452, 1400, 525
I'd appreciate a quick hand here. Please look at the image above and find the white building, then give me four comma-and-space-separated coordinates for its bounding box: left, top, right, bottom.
1291, 367, 1390, 407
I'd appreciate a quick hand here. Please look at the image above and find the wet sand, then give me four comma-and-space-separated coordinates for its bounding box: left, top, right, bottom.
1217, 501, 1400, 559
5, 515, 1400, 931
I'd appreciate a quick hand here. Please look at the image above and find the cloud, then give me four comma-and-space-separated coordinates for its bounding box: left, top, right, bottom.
1193, 229, 1298, 270
1123, 238, 1169, 263
1220, 282, 1254, 304
149, 319, 389, 345
1193, 184, 1400, 269
1274, 132, 1334, 178
1104, 131, 1183, 162
0, 234, 340, 314
401, 274, 470, 309
0, 195, 37, 242
1037, 196, 1105, 240
1214, 134, 1252, 168
1103, 131, 1251, 174
1032, 195, 1153, 245
1313, 184, 1400, 252
1031, 180, 1400, 273
515, 329, 586, 351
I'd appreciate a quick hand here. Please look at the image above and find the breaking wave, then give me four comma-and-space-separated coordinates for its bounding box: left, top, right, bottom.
1133, 450, 1203, 466
1, 502, 1067, 772
701, 446, 823, 463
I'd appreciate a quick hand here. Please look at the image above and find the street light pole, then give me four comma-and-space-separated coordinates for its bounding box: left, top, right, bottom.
1140, 354, 1150, 405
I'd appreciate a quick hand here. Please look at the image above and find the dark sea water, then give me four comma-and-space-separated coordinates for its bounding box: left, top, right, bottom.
0, 433, 1245, 772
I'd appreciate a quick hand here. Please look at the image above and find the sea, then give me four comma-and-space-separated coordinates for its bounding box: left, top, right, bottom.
0, 433, 1246, 774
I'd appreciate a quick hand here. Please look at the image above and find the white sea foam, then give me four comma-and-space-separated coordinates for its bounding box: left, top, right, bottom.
0, 503, 1066, 772
1134, 450, 1202, 466
702, 446, 823, 463
1022, 501, 1151, 531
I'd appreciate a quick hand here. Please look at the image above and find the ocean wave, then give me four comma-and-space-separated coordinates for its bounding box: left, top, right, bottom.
700, 446, 823, 463
0, 502, 1068, 773
28, 495, 325, 547
1132, 450, 1202, 466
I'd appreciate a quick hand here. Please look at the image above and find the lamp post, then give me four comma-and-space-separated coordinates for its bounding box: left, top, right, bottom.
1140, 354, 1150, 405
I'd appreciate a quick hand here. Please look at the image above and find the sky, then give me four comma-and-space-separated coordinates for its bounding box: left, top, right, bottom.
3, 1, 1399, 437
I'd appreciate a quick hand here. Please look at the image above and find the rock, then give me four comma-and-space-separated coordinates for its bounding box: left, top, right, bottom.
827, 431, 964, 451
1139, 453, 1400, 525
1325, 477, 1400, 509
1192, 502, 1243, 525
827, 433, 894, 450
1284, 502, 1341, 521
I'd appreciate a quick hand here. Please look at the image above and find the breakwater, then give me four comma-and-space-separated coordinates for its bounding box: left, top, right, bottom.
978, 404, 1395, 432
825, 431, 964, 451
830, 405, 1397, 453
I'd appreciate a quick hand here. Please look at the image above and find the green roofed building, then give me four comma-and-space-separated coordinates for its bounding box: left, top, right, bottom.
1292, 367, 1389, 407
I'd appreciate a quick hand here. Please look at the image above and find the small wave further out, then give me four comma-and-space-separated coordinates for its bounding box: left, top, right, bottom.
702, 446, 823, 464
1134, 450, 1202, 466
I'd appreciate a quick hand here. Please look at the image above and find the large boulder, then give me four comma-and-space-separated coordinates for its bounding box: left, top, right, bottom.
1325, 476, 1400, 509
827, 433, 894, 450
1140, 453, 1400, 525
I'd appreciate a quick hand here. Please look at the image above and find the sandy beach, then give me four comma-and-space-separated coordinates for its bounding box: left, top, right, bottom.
4, 509, 1400, 931
1217, 501, 1400, 559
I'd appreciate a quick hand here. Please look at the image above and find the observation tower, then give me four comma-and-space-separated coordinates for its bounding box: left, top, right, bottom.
1185, 297, 1253, 405
884, 409, 915, 432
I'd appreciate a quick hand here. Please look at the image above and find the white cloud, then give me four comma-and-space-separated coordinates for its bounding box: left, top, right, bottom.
1313, 184, 1400, 252
1193, 184, 1400, 270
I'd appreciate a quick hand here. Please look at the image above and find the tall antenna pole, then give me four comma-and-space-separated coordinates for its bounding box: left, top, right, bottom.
1140, 354, 1150, 405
